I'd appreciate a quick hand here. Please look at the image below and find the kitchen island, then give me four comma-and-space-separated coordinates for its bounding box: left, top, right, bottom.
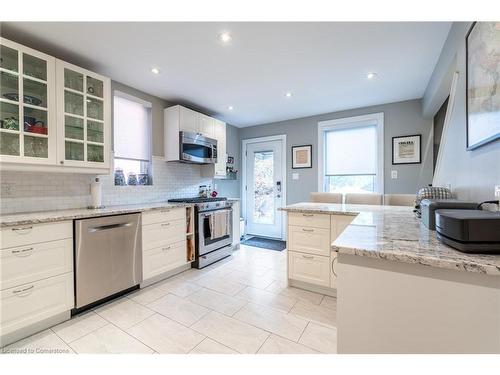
281, 203, 500, 353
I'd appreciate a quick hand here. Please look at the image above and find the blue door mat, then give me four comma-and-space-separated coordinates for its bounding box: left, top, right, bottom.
241, 236, 286, 251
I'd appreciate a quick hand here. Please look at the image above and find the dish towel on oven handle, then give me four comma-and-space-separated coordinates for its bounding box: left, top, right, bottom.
210, 210, 230, 240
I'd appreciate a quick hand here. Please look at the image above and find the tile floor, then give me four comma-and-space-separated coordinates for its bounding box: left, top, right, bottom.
1, 245, 337, 354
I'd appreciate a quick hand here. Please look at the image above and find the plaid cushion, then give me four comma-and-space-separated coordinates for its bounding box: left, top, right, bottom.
414, 186, 453, 217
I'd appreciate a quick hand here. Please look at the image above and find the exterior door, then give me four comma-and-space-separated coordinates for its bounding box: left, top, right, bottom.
245, 139, 284, 239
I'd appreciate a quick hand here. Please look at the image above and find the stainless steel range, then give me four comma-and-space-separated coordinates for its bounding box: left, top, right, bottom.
168, 197, 233, 268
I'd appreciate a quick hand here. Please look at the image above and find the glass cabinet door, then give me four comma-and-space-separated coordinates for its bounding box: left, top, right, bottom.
61, 64, 106, 165
0, 41, 51, 161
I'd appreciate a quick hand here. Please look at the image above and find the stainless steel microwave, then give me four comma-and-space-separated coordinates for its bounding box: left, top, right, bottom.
179, 131, 218, 164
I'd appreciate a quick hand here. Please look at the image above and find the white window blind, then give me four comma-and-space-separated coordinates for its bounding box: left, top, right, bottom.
114, 95, 151, 161
325, 124, 377, 176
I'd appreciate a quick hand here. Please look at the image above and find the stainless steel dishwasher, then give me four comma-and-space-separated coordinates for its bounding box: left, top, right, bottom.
74, 213, 142, 311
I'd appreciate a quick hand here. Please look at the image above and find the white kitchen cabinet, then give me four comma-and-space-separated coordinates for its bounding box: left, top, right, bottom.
288, 251, 330, 287
0, 38, 57, 165
0, 220, 74, 346
213, 119, 226, 178
287, 212, 355, 293
0, 273, 74, 341
141, 208, 189, 283
56, 59, 111, 171
0, 37, 111, 173
231, 200, 241, 248
165, 105, 225, 164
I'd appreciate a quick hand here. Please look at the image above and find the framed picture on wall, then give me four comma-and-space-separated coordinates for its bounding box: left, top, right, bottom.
292, 145, 312, 169
466, 22, 500, 150
392, 134, 421, 165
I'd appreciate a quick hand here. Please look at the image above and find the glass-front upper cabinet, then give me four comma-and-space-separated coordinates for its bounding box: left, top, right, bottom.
0, 38, 56, 164
56, 60, 110, 169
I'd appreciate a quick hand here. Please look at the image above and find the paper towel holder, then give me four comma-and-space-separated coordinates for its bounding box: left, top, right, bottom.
88, 177, 105, 210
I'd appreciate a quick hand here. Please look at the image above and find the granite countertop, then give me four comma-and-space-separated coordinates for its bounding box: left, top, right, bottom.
0, 202, 194, 228
281, 202, 500, 276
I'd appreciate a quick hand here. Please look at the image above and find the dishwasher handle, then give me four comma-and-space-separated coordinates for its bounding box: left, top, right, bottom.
88, 222, 133, 233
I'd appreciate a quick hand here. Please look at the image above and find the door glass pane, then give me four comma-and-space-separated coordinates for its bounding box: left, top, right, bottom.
1, 71, 19, 101
24, 135, 48, 158
253, 151, 274, 224
0, 45, 18, 72
23, 78, 47, 107
87, 76, 103, 98
65, 141, 84, 161
0, 132, 20, 156
87, 120, 103, 143
64, 90, 84, 116
87, 143, 104, 163
24, 107, 48, 135
65, 115, 84, 140
87, 97, 103, 120
23, 53, 47, 81
0, 102, 19, 130
64, 68, 83, 92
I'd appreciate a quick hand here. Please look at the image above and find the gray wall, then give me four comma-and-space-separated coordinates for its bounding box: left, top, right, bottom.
239, 99, 433, 204
215, 124, 241, 198
423, 22, 500, 202
111, 81, 174, 157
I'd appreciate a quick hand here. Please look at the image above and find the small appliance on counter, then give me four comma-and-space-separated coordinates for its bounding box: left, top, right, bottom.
420, 199, 478, 230
435, 209, 500, 253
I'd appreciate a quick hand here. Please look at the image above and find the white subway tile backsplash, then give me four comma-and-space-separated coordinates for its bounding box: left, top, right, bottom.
0, 157, 212, 214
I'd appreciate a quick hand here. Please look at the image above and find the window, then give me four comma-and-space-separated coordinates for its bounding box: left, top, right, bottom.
318, 113, 384, 194
113, 92, 152, 185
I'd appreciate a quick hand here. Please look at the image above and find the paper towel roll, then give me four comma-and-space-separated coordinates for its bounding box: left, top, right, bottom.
90, 177, 102, 209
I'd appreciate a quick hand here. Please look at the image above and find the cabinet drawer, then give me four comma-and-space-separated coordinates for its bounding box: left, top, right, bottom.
288, 212, 330, 229
143, 241, 187, 280
142, 219, 186, 250
0, 239, 73, 291
288, 251, 330, 287
0, 221, 72, 250
142, 208, 186, 226
0, 273, 74, 337
289, 226, 330, 256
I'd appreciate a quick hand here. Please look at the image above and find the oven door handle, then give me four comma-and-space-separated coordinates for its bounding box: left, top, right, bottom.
200, 209, 232, 217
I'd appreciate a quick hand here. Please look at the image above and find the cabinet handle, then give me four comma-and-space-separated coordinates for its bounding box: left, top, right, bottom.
161, 210, 171, 213
12, 226, 33, 232
301, 254, 314, 259
302, 213, 314, 217
302, 228, 314, 232
13, 285, 34, 295
12, 247, 34, 256
162, 246, 171, 251
161, 223, 171, 227
60, 160, 64, 164
331, 256, 337, 277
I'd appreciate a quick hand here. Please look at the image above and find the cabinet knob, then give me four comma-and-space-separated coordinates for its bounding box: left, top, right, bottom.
60, 160, 64, 164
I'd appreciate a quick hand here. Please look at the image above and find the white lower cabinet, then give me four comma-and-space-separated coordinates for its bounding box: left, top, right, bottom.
0, 238, 72, 290
143, 241, 187, 280
0, 220, 74, 346
287, 213, 355, 292
142, 219, 186, 251
141, 208, 188, 283
288, 251, 330, 287
0, 273, 73, 339
289, 225, 330, 257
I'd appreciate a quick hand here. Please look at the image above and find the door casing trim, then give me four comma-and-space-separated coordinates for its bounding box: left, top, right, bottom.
241, 134, 287, 241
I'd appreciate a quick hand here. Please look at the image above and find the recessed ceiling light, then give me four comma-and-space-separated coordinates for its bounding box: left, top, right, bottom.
285, 91, 292, 98
227, 106, 234, 111
218, 32, 232, 44
151, 68, 160, 74
367, 72, 377, 79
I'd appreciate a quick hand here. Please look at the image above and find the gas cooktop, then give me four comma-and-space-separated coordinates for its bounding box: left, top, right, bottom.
168, 197, 228, 203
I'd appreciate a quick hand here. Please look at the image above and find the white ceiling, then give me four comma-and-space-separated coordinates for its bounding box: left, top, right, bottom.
2, 22, 451, 127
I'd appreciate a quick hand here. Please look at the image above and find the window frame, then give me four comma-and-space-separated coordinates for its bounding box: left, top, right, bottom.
317, 112, 384, 194
112, 90, 153, 186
